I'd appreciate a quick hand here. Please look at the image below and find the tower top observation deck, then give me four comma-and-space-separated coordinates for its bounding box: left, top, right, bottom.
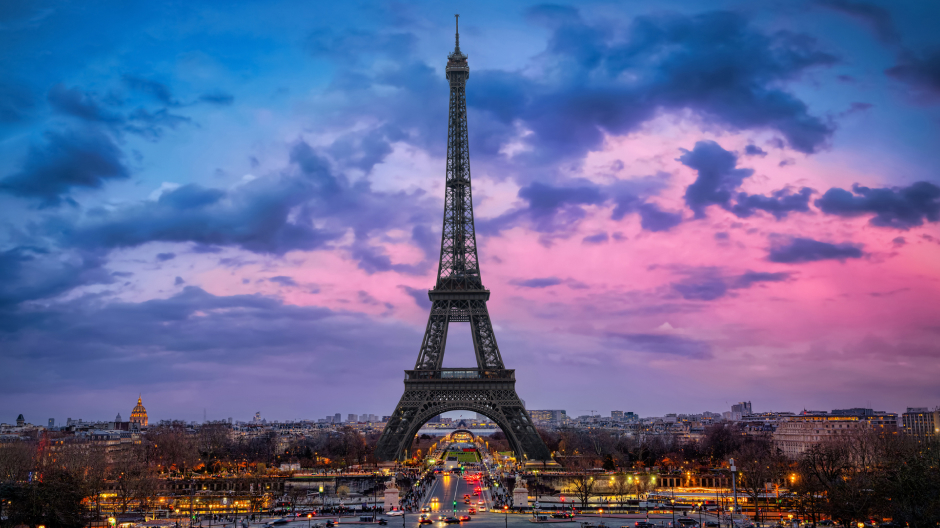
446, 14, 468, 79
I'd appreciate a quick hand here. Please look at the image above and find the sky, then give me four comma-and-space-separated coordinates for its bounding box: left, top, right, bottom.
1, 0, 939, 425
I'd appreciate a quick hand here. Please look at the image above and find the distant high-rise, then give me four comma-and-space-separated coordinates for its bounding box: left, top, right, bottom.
731, 401, 752, 415
902, 407, 940, 441
348, 414, 358, 423
529, 410, 567, 423
611, 411, 624, 421
48, 418, 54, 428
334, 413, 342, 423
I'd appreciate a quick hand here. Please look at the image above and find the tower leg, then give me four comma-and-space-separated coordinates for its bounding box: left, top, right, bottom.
375, 381, 551, 462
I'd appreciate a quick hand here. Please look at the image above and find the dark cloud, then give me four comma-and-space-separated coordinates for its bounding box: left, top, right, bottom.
0, 128, 129, 205
511, 277, 563, 288
680, 140, 755, 217
0, 287, 420, 396
46, 83, 193, 141
887, 50, 940, 101
306, 29, 417, 62
66, 173, 336, 256
499, 8, 837, 160
744, 145, 767, 157
0, 82, 36, 123
310, 9, 836, 185
672, 275, 729, 301
605, 332, 712, 359
815, 181, 940, 229
268, 276, 298, 287
482, 177, 672, 235
124, 108, 191, 140
349, 242, 426, 275
400, 285, 431, 310
816, 0, 900, 44
326, 125, 405, 172
174, 276, 185, 286
582, 232, 608, 244
767, 237, 864, 263
520, 181, 605, 219
47, 140, 436, 274
731, 187, 814, 219
122, 75, 176, 105
671, 268, 791, 301
679, 140, 815, 220
733, 270, 791, 288
47, 84, 122, 123
637, 203, 684, 232
156, 252, 176, 261
198, 91, 234, 105
0, 247, 113, 309
892, 236, 906, 247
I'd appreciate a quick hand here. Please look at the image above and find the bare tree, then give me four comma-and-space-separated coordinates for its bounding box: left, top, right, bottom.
611, 472, 631, 508
733, 438, 785, 523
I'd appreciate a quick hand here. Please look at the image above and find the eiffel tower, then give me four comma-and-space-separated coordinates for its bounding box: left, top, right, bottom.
375, 16, 551, 462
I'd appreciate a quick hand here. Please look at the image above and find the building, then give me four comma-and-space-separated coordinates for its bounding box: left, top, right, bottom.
732, 402, 752, 415
334, 413, 342, 423
774, 410, 899, 458
130, 396, 148, 427
902, 407, 940, 441
16, 414, 25, 427
48, 418, 54, 428
529, 410, 567, 423
611, 411, 624, 421
348, 414, 358, 423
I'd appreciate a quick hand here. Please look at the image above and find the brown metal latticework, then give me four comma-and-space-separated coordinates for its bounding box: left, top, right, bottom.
375, 18, 551, 462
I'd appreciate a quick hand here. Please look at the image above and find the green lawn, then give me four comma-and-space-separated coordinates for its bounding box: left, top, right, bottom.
446, 450, 481, 463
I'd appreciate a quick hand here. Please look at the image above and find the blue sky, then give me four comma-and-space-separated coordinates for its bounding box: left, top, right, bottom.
1, 0, 939, 424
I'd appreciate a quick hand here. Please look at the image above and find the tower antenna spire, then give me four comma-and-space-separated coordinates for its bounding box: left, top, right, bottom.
455, 14, 460, 51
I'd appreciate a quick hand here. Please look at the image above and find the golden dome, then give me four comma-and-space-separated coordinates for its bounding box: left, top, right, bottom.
130, 395, 148, 427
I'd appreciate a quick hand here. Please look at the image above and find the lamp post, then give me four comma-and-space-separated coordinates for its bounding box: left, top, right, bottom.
729, 460, 739, 528
504, 505, 509, 528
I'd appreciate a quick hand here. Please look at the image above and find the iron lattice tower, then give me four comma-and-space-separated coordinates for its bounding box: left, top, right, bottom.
375, 17, 551, 462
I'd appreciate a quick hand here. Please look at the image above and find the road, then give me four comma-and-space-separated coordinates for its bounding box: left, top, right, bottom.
420, 472, 493, 515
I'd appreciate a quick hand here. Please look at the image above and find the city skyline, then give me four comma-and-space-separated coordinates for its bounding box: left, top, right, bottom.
2, 0, 940, 422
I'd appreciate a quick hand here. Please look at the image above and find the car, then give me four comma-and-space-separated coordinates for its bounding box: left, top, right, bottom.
432, 498, 440, 503
476, 507, 486, 512
419, 518, 433, 525
421, 508, 431, 513
386, 511, 404, 517
704, 523, 719, 528
442, 517, 461, 524
459, 516, 471, 522
635, 522, 656, 528
477, 500, 484, 505
468, 509, 476, 515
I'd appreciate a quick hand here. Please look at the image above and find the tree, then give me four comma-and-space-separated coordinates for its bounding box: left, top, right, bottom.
878, 437, 940, 527
611, 473, 632, 508
733, 438, 785, 523
568, 463, 597, 509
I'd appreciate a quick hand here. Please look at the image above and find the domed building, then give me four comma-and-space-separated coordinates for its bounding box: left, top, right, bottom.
130, 396, 148, 427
